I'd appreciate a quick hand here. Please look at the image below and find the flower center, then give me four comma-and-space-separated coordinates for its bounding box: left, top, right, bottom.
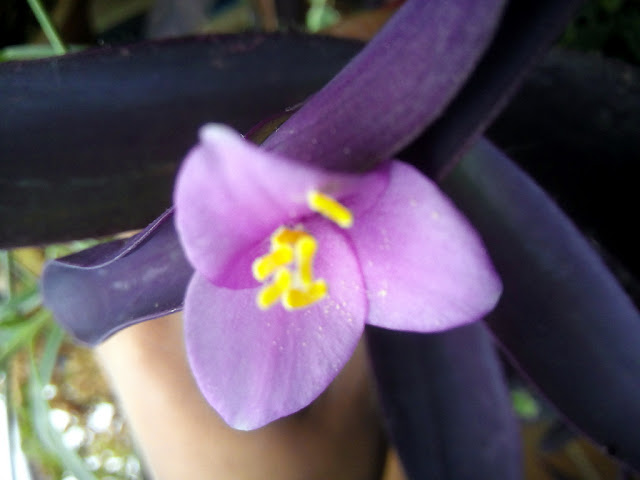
252, 191, 353, 310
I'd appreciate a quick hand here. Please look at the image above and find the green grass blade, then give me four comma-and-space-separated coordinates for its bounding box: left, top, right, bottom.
28, 348, 97, 480
0, 310, 49, 363
0, 288, 41, 324
25, 0, 67, 54
38, 324, 65, 383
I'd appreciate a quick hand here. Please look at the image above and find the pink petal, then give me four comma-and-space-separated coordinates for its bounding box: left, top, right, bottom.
350, 161, 502, 332
183, 219, 366, 430
173, 124, 386, 288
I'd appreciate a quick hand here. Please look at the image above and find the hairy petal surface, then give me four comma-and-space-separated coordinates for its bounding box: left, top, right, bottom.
350, 161, 501, 331
184, 219, 367, 430
174, 125, 386, 288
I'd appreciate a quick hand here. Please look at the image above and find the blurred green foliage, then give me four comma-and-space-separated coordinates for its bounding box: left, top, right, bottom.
561, 0, 640, 64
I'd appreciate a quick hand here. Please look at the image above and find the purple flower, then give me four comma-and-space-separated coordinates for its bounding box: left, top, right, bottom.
174, 124, 502, 430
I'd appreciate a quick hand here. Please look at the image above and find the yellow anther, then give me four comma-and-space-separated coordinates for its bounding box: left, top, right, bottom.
253, 193, 352, 311
257, 269, 291, 310
294, 235, 317, 286
252, 244, 293, 281
271, 227, 309, 249
307, 190, 353, 228
282, 280, 328, 311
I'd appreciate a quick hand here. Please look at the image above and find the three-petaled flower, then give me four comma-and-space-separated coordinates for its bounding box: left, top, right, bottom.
174, 124, 502, 430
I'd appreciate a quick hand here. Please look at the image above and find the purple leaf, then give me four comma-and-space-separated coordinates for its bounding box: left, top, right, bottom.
443, 138, 640, 470
0, 34, 361, 247
366, 323, 522, 479
261, 0, 506, 169
41, 209, 193, 345
401, 0, 584, 179
488, 47, 640, 280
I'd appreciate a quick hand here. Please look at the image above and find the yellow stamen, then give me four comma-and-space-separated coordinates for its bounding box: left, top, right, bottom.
271, 227, 309, 249
257, 268, 291, 310
282, 280, 328, 310
252, 191, 353, 311
251, 244, 293, 281
294, 235, 317, 286
307, 190, 353, 228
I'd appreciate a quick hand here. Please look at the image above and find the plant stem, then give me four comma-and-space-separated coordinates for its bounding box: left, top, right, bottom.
25, 0, 67, 55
